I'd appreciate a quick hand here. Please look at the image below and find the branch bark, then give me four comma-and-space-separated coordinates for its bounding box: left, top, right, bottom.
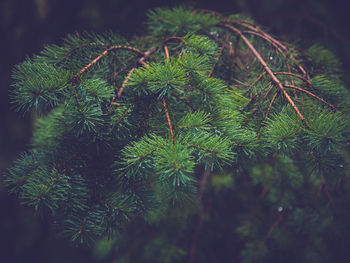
72, 45, 144, 81
218, 23, 308, 127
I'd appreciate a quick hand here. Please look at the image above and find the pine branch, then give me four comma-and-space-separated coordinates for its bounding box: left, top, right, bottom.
285, 61, 297, 97
283, 84, 336, 110
162, 97, 175, 143
208, 41, 225, 77
242, 30, 286, 56
243, 81, 273, 107
110, 68, 136, 106
219, 23, 308, 126
71, 45, 144, 82
257, 90, 279, 137
246, 71, 266, 92
228, 19, 310, 78
7, 7, 350, 254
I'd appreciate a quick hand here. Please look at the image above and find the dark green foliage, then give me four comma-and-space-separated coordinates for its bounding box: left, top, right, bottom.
147, 7, 219, 37
12, 60, 71, 113
262, 107, 302, 154
4, 6, 350, 263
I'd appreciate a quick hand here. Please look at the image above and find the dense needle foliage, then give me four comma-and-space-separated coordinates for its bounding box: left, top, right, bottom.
4, 6, 350, 263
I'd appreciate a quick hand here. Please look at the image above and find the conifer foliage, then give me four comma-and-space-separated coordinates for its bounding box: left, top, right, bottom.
4, 6, 350, 262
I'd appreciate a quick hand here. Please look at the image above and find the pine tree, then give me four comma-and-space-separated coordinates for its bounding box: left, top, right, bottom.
4, 6, 350, 263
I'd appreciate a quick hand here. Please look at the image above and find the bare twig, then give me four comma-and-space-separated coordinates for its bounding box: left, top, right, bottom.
228, 20, 288, 51
264, 213, 283, 242
164, 45, 170, 62
172, 93, 196, 111
262, 84, 275, 101
246, 71, 266, 92
286, 61, 297, 97
162, 97, 175, 143
110, 68, 135, 105
162, 45, 175, 143
242, 30, 286, 56
283, 84, 336, 110
109, 48, 156, 105
229, 21, 309, 78
113, 58, 118, 82
208, 42, 225, 77
163, 36, 184, 45
243, 81, 272, 107
257, 90, 279, 137
71, 45, 144, 81
274, 72, 313, 86
219, 23, 308, 127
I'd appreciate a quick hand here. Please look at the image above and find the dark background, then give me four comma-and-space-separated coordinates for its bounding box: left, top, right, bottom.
1, 0, 349, 262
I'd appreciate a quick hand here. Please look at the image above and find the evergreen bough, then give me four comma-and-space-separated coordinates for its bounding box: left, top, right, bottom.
4, 6, 350, 263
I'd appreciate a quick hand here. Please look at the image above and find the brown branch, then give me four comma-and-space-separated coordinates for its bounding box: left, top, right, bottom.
286, 61, 297, 97
114, 106, 131, 127
283, 84, 336, 110
163, 36, 184, 45
246, 71, 266, 92
110, 55, 141, 82
71, 45, 144, 81
109, 48, 156, 106
289, 56, 309, 79
242, 30, 286, 56
162, 97, 175, 143
263, 90, 279, 120
219, 23, 308, 127
164, 45, 170, 62
199, 9, 223, 18
187, 144, 220, 154
208, 42, 225, 77
201, 11, 308, 79
227, 20, 288, 51
274, 72, 313, 86
137, 47, 157, 66
62, 42, 110, 60
243, 81, 272, 107
175, 124, 203, 129
233, 78, 249, 87
262, 84, 275, 101
257, 91, 279, 137
264, 213, 283, 242
235, 23, 308, 78
113, 58, 117, 82
139, 60, 149, 67
249, 84, 275, 116
161, 44, 175, 143
259, 179, 277, 198
37, 169, 61, 199
172, 93, 196, 111
110, 68, 136, 106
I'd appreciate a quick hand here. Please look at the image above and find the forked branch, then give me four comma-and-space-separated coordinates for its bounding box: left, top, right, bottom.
257, 90, 279, 137
283, 84, 336, 110
71, 45, 144, 81
218, 23, 308, 127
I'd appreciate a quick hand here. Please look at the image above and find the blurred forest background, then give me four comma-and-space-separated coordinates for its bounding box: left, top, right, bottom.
1, 0, 349, 262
